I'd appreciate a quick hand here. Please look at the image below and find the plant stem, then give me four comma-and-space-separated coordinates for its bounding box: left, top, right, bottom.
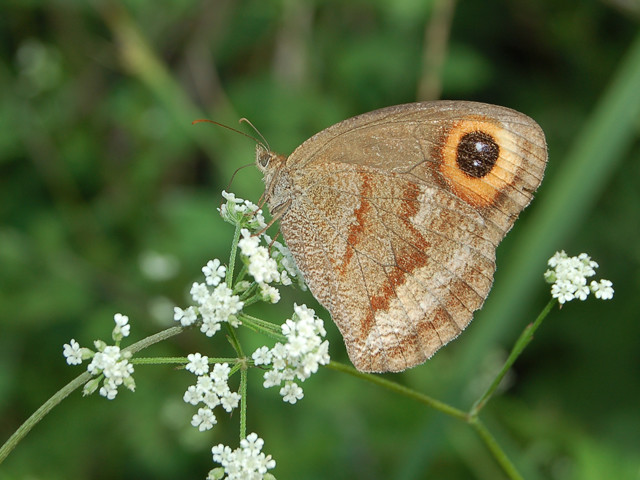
0, 325, 185, 466
0, 371, 91, 464
239, 365, 248, 440
330, 360, 527, 479
124, 326, 185, 355
469, 418, 524, 480
227, 223, 242, 289
326, 362, 468, 421
469, 298, 556, 417
132, 356, 238, 365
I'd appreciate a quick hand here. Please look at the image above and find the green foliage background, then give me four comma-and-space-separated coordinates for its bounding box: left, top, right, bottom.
1, 1, 639, 479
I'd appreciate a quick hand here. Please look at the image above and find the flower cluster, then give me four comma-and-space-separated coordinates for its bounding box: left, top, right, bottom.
239, 229, 282, 285
183, 356, 242, 432
209, 433, 276, 480
189, 281, 244, 334
63, 314, 136, 400
544, 251, 614, 304
252, 304, 330, 404
173, 196, 304, 336
62, 190, 327, 478
219, 190, 267, 232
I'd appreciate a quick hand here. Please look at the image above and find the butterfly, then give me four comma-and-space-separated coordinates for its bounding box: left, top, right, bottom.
256, 101, 547, 372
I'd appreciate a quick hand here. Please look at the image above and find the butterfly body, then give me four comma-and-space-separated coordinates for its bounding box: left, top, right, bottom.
257, 101, 547, 373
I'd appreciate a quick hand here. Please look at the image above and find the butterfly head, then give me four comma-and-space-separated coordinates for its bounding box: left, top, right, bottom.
256, 144, 291, 214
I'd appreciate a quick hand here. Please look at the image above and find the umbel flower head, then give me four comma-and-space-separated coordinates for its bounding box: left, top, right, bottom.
170, 190, 329, 433
63, 314, 136, 400
544, 251, 613, 304
183, 358, 242, 432
209, 433, 276, 480
252, 304, 330, 404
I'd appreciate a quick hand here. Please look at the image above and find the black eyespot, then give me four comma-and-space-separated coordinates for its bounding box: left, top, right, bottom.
456, 131, 499, 178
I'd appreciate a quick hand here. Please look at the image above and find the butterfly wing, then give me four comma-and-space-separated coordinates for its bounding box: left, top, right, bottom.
268, 101, 547, 372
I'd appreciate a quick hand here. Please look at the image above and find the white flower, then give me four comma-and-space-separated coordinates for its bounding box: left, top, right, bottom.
591, 279, 614, 300
186, 353, 209, 375
220, 391, 241, 412
63, 339, 84, 365
84, 344, 135, 399
200, 315, 222, 337
196, 373, 215, 392
248, 250, 280, 284
240, 432, 265, 456
574, 283, 590, 301
183, 385, 203, 405
222, 190, 241, 204
238, 229, 260, 256
197, 283, 244, 337
252, 346, 272, 366
99, 380, 118, 400
211, 363, 231, 383
259, 284, 280, 304
280, 381, 304, 404
112, 313, 130, 340
203, 390, 222, 409
263, 369, 283, 388
257, 304, 329, 402
174, 306, 198, 326
211, 433, 276, 479
545, 251, 613, 304
550, 280, 575, 304
192, 407, 217, 431
238, 229, 282, 286
219, 191, 267, 231
183, 361, 241, 432
203, 259, 226, 286
190, 282, 210, 305
175, 256, 247, 337
64, 313, 138, 400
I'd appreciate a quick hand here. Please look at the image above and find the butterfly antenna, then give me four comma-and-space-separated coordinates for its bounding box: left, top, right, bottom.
239, 117, 270, 152
192, 119, 263, 146
192, 117, 272, 213
218, 162, 255, 211
227, 162, 255, 190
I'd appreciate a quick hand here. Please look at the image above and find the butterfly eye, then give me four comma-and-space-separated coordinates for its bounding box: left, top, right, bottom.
256, 146, 271, 168
456, 131, 499, 178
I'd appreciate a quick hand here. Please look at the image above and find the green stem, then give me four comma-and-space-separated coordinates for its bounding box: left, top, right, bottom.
225, 323, 245, 359
239, 314, 285, 342
469, 418, 524, 480
469, 298, 556, 417
132, 356, 238, 365
124, 326, 184, 355
326, 361, 468, 421
239, 365, 248, 440
227, 224, 242, 289
0, 325, 184, 466
0, 371, 92, 464
330, 360, 525, 479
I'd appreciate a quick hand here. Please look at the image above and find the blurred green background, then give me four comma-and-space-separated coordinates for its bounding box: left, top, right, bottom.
1, 0, 639, 479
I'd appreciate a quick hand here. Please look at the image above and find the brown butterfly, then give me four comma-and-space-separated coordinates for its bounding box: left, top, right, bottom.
257, 101, 547, 373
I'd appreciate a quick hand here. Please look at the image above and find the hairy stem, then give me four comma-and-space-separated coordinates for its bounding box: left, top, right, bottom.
0, 325, 184, 465
469, 299, 556, 417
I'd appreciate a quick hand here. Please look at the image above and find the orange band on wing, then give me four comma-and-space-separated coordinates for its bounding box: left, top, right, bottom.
439, 117, 520, 209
